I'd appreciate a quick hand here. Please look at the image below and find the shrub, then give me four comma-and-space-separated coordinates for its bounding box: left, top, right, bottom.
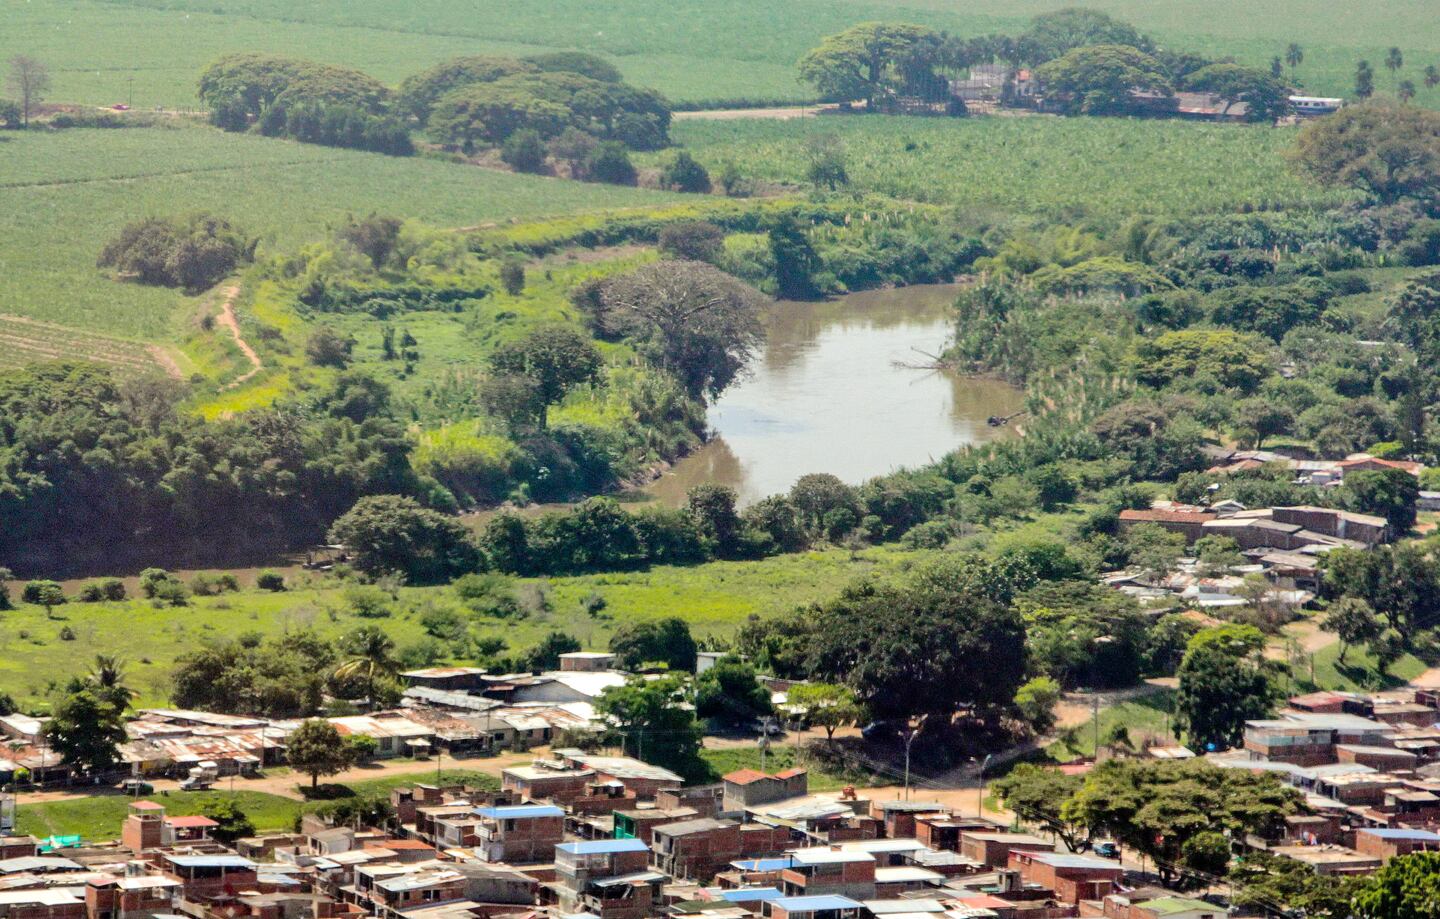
584, 142, 637, 185
97, 214, 254, 292
77, 578, 126, 602
661, 151, 711, 193
58, 626, 76, 641
500, 128, 547, 173
256, 571, 286, 591
499, 259, 526, 296
305, 326, 356, 368
658, 221, 725, 262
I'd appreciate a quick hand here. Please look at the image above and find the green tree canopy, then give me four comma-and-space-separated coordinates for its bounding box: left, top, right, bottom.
328, 495, 479, 582
694, 655, 773, 724
487, 325, 601, 430
787, 682, 863, 743
1183, 63, 1291, 121
596, 674, 704, 779
1174, 624, 1282, 751
1018, 8, 1152, 64
1291, 100, 1440, 204
798, 22, 947, 108
46, 689, 126, 775
1034, 44, 1173, 115
609, 617, 698, 671
286, 718, 355, 788
198, 53, 392, 129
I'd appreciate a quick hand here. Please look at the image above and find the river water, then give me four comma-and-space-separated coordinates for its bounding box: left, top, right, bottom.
643, 284, 1024, 507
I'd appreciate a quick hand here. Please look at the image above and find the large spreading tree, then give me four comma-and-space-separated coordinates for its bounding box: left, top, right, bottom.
798, 22, 949, 108
1174, 624, 1282, 752
1290, 100, 1440, 204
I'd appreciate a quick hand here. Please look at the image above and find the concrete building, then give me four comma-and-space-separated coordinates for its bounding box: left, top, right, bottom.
1354, 828, 1440, 860
723, 770, 809, 815
1008, 850, 1123, 904
652, 818, 742, 881
553, 838, 663, 919
957, 832, 1053, 868
470, 803, 565, 863
778, 848, 876, 900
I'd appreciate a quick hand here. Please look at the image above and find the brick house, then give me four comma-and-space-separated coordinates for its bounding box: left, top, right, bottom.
778, 849, 876, 900
766, 894, 864, 919
470, 804, 565, 863
1354, 828, 1440, 860
1116, 510, 1215, 543
958, 833, 1053, 868
723, 770, 809, 815
652, 818, 742, 881
157, 853, 259, 900
553, 838, 663, 919
501, 765, 596, 805
867, 801, 947, 839
85, 875, 183, 919
1008, 851, 1123, 904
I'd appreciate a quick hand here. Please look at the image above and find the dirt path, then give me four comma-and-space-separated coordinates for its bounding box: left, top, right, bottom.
213, 284, 262, 387
145, 345, 185, 380
18, 750, 538, 806
674, 105, 835, 121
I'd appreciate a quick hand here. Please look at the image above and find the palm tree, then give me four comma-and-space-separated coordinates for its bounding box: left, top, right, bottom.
87, 655, 137, 711
1386, 47, 1404, 84
1425, 64, 1440, 91
1399, 79, 1418, 104
1285, 43, 1304, 73
334, 626, 398, 700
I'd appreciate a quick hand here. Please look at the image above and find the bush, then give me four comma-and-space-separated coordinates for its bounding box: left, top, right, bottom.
499, 259, 526, 296
661, 151, 712, 193
97, 214, 254, 292
58, 626, 76, 641
256, 571, 286, 591
305, 326, 356, 368
77, 578, 126, 602
584, 142, 637, 185
658, 221, 725, 262
501, 128, 547, 173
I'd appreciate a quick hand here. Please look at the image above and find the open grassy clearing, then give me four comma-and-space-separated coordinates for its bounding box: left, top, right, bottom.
699, 744, 878, 792
1046, 690, 1177, 760
0, 545, 930, 711
647, 115, 1348, 220
15, 770, 503, 842
0, 126, 677, 340
7, 1, 1440, 108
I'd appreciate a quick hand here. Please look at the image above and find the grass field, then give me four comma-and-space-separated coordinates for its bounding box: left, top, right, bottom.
699, 743, 879, 791
0, 545, 926, 711
647, 115, 1348, 220
16, 769, 502, 842
6, 1, 1440, 108
0, 315, 177, 375
1046, 690, 1177, 760
0, 125, 676, 339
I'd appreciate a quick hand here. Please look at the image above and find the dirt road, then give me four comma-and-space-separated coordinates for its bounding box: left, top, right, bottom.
674, 105, 833, 121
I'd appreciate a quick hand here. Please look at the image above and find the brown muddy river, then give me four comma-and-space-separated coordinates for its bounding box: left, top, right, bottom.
643, 284, 1024, 506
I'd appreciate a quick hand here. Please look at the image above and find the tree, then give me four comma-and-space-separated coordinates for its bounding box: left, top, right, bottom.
1014, 676, 1061, 734
87, 655, 137, 712
6, 56, 50, 127
1340, 467, 1419, 533
805, 558, 1027, 724
1034, 45, 1173, 116
769, 215, 822, 300
1353, 851, 1440, 919
339, 214, 403, 270
1124, 523, 1186, 580
1194, 535, 1243, 576
1063, 759, 1299, 886
98, 214, 253, 291
398, 55, 538, 122
695, 655, 772, 724
200, 797, 255, 844
661, 151, 711, 193
596, 674, 704, 778
328, 495, 479, 582
1133, 329, 1272, 392
305, 326, 356, 368
0, 99, 21, 130
1269, 56, 1284, 80
487, 325, 600, 429
286, 719, 354, 788
501, 128, 547, 173
1017, 8, 1151, 64
524, 51, 624, 83
1400, 79, 1418, 105
1234, 852, 1357, 919
803, 134, 849, 190
46, 689, 126, 775
526, 631, 582, 670
658, 221, 725, 263
797, 22, 945, 108
549, 128, 598, 177
1386, 47, 1405, 84
1426, 64, 1440, 92
1285, 43, 1304, 76
0, 568, 10, 611
685, 484, 742, 557
585, 141, 637, 185
1175, 625, 1281, 752
1323, 543, 1440, 637
596, 260, 765, 401
787, 683, 862, 743
789, 473, 858, 537
610, 617, 697, 671
334, 625, 399, 702
22, 580, 66, 616
994, 764, 1089, 850
1183, 64, 1290, 121
1233, 397, 1295, 448
1356, 60, 1376, 98
499, 259, 526, 296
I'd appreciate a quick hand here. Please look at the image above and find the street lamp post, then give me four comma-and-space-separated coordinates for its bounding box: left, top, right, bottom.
975, 754, 993, 818
903, 729, 920, 801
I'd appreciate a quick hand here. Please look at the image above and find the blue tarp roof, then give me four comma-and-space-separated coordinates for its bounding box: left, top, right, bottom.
773, 896, 863, 912
720, 888, 784, 903
1363, 828, 1440, 840
731, 857, 793, 871
475, 804, 565, 819
557, 838, 649, 855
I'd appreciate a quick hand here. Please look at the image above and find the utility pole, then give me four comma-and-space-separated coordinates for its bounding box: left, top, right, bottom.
976, 754, 993, 818
903, 728, 920, 801
1092, 697, 1101, 759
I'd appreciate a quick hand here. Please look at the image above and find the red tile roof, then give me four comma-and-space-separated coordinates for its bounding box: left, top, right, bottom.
167, 815, 218, 828
775, 768, 807, 780
723, 769, 770, 785
131, 801, 166, 811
